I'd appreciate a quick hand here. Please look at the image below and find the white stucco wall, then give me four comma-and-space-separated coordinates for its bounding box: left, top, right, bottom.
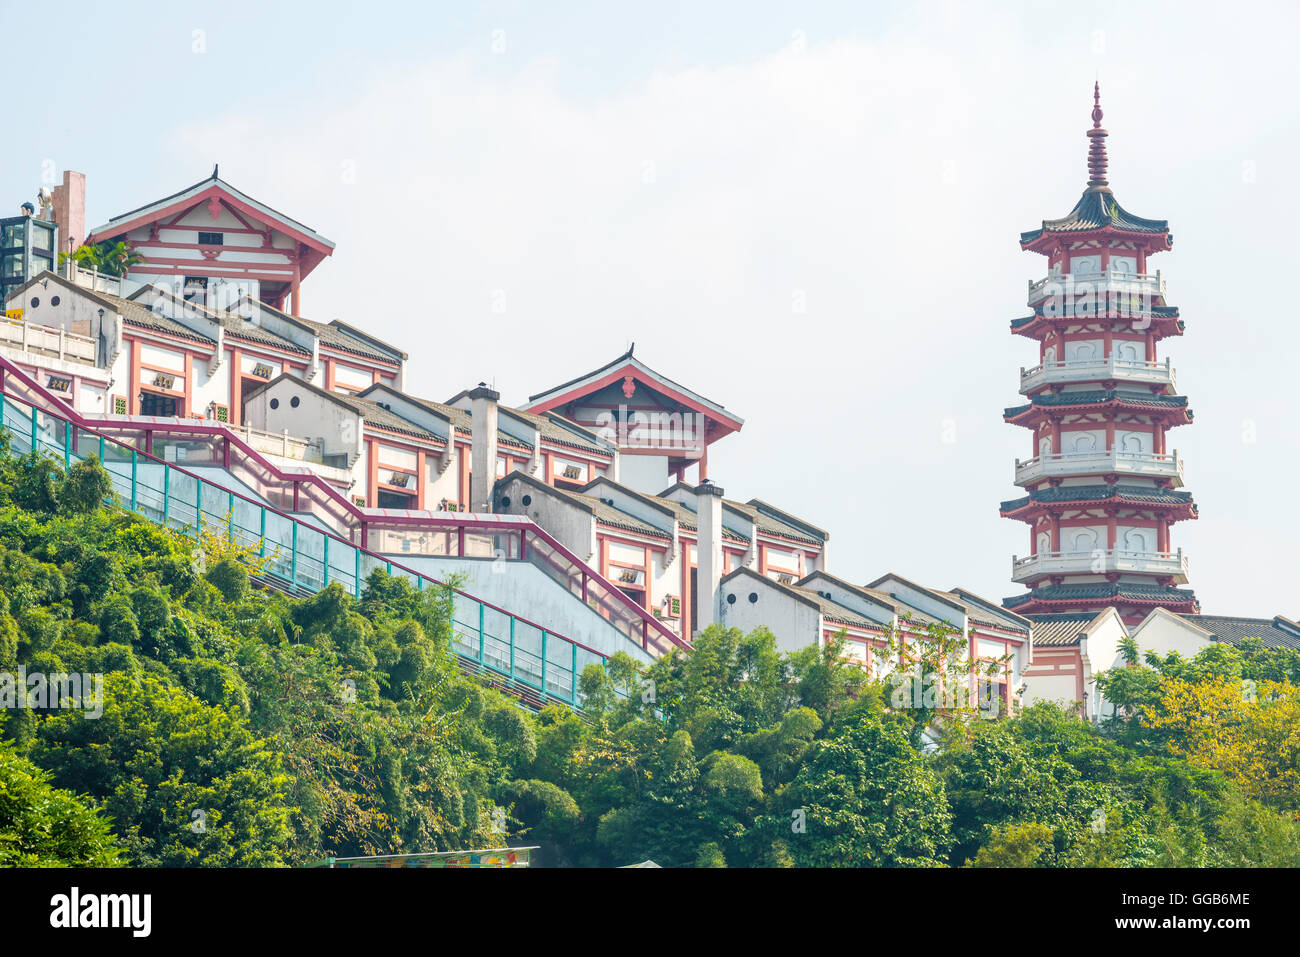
718, 575, 822, 654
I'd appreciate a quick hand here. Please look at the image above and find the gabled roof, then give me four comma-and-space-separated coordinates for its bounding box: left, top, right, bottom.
238, 297, 398, 366
1025, 610, 1120, 647
721, 566, 880, 631
744, 498, 827, 544
798, 570, 899, 616
494, 470, 670, 541
865, 572, 969, 624
523, 346, 743, 432
385, 390, 472, 435
244, 373, 440, 443
580, 476, 679, 524
2, 270, 215, 347
320, 318, 407, 361
1181, 614, 1300, 651
104, 292, 216, 346
495, 405, 613, 456
87, 168, 335, 279
946, 587, 1033, 634
126, 284, 311, 357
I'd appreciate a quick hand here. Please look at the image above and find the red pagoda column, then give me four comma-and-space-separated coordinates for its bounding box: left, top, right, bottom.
1000, 85, 1199, 626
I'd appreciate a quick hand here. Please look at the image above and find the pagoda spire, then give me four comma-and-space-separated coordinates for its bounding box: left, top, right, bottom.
1086, 81, 1109, 190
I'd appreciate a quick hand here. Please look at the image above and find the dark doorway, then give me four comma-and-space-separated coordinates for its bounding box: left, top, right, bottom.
617, 585, 646, 608
376, 489, 416, 510
139, 392, 178, 417
240, 378, 263, 420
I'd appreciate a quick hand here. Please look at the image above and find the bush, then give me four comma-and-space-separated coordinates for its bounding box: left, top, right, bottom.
60, 456, 114, 514
0, 739, 122, 866
205, 558, 249, 603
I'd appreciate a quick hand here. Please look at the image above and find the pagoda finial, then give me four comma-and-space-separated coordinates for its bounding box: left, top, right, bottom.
1086, 82, 1109, 190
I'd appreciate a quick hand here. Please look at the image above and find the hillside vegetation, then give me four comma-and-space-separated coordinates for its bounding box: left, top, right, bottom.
0, 439, 1296, 867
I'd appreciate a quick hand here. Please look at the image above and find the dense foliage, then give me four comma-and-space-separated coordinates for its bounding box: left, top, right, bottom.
0, 444, 1295, 867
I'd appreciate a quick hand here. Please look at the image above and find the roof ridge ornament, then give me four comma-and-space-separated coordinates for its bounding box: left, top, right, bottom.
1086, 82, 1109, 190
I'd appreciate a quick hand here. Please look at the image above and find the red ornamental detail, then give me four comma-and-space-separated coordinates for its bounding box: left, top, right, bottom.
207, 196, 223, 219
1087, 82, 1109, 189
621, 375, 636, 399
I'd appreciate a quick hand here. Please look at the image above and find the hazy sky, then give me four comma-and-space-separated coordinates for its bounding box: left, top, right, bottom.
5, 0, 1298, 615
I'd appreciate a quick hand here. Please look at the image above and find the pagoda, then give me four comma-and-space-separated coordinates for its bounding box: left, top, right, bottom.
1001, 84, 1198, 625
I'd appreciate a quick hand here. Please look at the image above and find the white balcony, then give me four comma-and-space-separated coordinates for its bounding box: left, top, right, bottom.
1027, 269, 1166, 308
1011, 548, 1189, 584
68, 266, 125, 297
1020, 356, 1175, 394
1014, 449, 1184, 487
0, 319, 98, 365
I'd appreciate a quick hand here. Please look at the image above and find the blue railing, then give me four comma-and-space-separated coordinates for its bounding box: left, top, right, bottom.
0, 390, 609, 710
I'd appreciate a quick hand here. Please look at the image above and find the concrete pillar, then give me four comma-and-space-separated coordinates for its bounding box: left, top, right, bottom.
51, 171, 85, 255
469, 383, 499, 512
694, 480, 724, 630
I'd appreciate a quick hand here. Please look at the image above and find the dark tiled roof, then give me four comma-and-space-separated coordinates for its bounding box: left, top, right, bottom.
103, 294, 216, 346
1005, 390, 1189, 419
721, 499, 823, 547
1025, 612, 1102, 646
1001, 484, 1195, 513
221, 317, 312, 356
941, 589, 1031, 634
1182, 615, 1300, 652
526, 346, 740, 426
721, 568, 879, 630
949, 586, 1035, 633
791, 587, 883, 630
544, 483, 670, 541
347, 395, 442, 441
746, 498, 827, 544
505, 406, 610, 455
323, 319, 407, 360
637, 494, 747, 545
1011, 304, 1180, 330
401, 394, 472, 435
125, 285, 311, 355
1021, 188, 1169, 246
94, 171, 332, 247
283, 313, 398, 365
1006, 582, 1195, 608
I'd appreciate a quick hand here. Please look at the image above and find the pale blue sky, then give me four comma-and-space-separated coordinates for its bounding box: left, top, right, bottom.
4, 1, 1298, 615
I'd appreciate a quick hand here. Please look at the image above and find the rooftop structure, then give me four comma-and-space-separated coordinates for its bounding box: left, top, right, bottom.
1002, 85, 1198, 625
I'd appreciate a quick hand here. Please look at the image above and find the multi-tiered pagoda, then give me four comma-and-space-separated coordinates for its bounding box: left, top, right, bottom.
1001, 85, 1199, 625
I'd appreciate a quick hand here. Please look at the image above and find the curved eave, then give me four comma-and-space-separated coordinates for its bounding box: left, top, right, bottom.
1011, 312, 1184, 340
1005, 591, 1197, 612
1000, 494, 1197, 523
1020, 189, 1173, 254
1004, 397, 1193, 429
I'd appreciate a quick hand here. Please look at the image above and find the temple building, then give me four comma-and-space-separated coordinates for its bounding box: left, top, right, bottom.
1001, 85, 1199, 626
84, 166, 335, 315
0, 92, 1281, 716
522, 346, 744, 493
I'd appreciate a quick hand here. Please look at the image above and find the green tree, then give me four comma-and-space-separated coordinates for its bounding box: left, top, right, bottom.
0, 738, 123, 866
776, 711, 952, 867
969, 822, 1053, 868
32, 673, 293, 866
